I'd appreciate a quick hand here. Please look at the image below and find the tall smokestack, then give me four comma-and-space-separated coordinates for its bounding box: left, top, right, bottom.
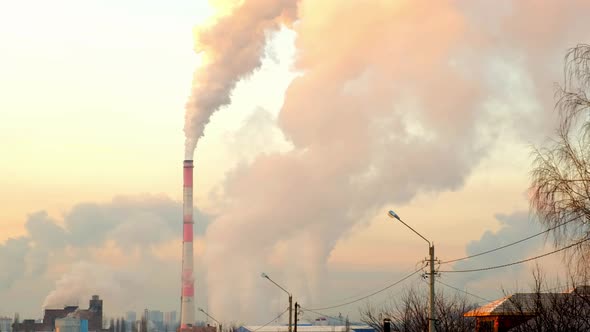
180, 160, 195, 329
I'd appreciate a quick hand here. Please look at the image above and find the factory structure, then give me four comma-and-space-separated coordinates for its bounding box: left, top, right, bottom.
12, 295, 102, 332
10, 159, 199, 332
1, 317, 13, 332
55, 318, 88, 332
179, 160, 195, 331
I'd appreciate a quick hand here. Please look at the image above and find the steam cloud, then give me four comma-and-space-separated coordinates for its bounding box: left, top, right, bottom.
43, 262, 134, 309
0, 194, 210, 314
0, 237, 29, 290
183, 0, 298, 159
194, 0, 590, 322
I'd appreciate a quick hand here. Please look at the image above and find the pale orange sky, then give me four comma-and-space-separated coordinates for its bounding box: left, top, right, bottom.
1, 0, 587, 323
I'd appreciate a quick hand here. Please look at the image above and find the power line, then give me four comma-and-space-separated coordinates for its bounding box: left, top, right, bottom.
298, 307, 341, 322
441, 217, 577, 265
439, 236, 590, 273
435, 279, 492, 303
252, 307, 290, 332
320, 262, 426, 304
303, 264, 426, 311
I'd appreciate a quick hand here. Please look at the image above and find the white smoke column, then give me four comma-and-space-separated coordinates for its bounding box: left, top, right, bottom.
43, 261, 133, 309
183, 0, 298, 159
202, 0, 590, 323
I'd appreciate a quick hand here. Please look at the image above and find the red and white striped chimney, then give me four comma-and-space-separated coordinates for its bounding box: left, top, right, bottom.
180, 160, 195, 329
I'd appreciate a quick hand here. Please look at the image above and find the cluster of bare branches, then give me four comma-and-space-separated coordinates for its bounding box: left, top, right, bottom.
507, 268, 590, 332
530, 44, 590, 273
359, 287, 476, 332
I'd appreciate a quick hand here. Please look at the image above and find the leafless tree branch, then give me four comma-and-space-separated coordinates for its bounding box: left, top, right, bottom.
530, 44, 590, 274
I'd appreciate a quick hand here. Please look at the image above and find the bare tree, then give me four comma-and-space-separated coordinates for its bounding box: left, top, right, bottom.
530, 44, 590, 272
360, 287, 476, 332
507, 267, 590, 332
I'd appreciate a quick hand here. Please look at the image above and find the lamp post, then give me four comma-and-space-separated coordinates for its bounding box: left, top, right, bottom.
261, 273, 292, 332
198, 308, 222, 332
388, 210, 436, 332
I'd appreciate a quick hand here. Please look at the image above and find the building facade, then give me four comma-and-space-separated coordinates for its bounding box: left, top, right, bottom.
12, 296, 102, 332
55, 317, 88, 332
0, 317, 12, 332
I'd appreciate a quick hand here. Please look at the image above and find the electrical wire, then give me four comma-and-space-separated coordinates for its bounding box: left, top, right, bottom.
303, 264, 426, 311
439, 236, 590, 273
435, 279, 492, 303
298, 307, 341, 322
319, 261, 426, 304
440, 217, 577, 264
252, 307, 290, 332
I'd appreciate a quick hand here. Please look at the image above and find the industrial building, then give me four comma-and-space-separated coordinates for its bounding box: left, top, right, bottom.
0, 317, 12, 332
12, 295, 103, 332
125, 312, 136, 324
145, 310, 163, 331
55, 318, 88, 332
163, 312, 176, 329
124, 312, 136, 332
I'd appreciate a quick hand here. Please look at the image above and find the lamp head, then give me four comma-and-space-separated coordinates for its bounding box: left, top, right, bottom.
388, 210, 401, 221
261, 272, 269, 279
198, 308, 204, 312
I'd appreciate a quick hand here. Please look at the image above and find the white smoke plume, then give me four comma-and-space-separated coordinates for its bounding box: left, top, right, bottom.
183, 0, 298, 159
0, 237, 29, 290
0, 195, 210, 316
43, 261, 135, 309
198, 0, 590, 323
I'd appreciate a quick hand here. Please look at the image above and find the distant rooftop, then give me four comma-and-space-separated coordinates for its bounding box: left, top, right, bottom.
239, 325, 374, 332
465, 285, 590, 317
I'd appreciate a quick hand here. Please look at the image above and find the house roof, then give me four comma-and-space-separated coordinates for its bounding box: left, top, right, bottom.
464, 293, 566, 317
465, 286, 590, 317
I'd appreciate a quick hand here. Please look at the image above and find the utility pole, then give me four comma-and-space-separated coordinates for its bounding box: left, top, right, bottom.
288, 295, 293, 332
388, 210, 436, 332
293, 302, 298, 332
261, 273, 292, 332
428, 245, 435, 332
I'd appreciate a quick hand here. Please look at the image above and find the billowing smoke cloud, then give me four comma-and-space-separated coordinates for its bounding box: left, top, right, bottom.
0, 194, 210, 315
62, 194, 208, 248
43, 261, 136, 309
183, 0, 298, 159
0, 237, 29, 290
198, 0, 590, 322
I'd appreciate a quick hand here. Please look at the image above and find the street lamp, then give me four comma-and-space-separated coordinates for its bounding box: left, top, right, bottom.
261, 272, 293, 332
388, 210, 436, 332
198, 308, 222, 332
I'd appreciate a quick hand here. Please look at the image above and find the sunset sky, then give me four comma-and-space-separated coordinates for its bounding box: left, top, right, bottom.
1, 0, 590, 325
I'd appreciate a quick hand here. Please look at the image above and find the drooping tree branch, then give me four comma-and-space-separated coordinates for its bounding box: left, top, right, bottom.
531, 44, 590, 272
